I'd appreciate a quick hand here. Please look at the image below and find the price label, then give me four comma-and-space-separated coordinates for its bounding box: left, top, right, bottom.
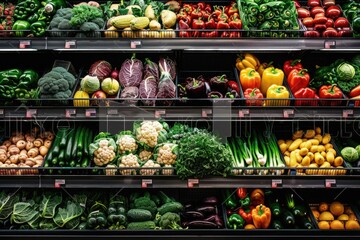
19, 40, 31, 49
65, 40, 76, 49
238, 109, 250, 118
130, 41, 141, 49
201, 109, 212, 118
141, 179, 153, 188
188, 179, 199, 188
65, 109, 76, 118
85, 109, 96, 118
283, 109, 294, 118
324, 40, 336, 49
272, 179, 283, 188
342, 109, 353, 118
26, 109, 37, 119
154, 110, 166, 118
107, 109, 118, 116
325, 179, 336, 188
54, 179, 65, 188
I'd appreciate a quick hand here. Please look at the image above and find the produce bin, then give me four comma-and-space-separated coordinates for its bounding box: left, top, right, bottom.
238, 0, 304, 38
177, 68, 243, 106
103, 28, 177, 39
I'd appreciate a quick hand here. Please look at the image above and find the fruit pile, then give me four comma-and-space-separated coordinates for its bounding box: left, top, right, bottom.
311, 201, 360, 230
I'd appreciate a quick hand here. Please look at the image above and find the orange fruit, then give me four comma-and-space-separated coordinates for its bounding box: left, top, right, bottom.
318, 221, 330, 230
319, 202, 329, 212
319, 211, 334, 221
244, 224, 256, 229
345, 207, 354, 215
349, 214, 358, 221
345, 220, 360, 230
330, 220, 344, 229
338, 214, 349, 221
330, 201, 344, 217
312, 210, 320, 220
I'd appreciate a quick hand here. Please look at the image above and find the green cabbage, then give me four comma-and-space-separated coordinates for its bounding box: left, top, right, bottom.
337, 62, 356, 81
80, 75, 100, 94
341, 146, 359, 163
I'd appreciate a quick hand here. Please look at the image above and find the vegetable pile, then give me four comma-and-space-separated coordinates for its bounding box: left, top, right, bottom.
0, 68, 40, 104
310, 200, 360, 230
178, 74, 240, 101
0, 2, 15, 36
278, 127, 346, 175
334, 136, 360, 171
105, 0, 177, 38
177, 1, 242, 38
240, 0, 300, 37
227, 131, 285, 176
297, 0, 352, 37
38, 66, 76, 104
342, 0, 360, 38
44, 126, 93, 171
0, 127, 54, 173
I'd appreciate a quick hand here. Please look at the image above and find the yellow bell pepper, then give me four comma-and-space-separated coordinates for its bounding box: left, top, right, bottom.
236, 53, 260, 71
257, 61, 274, 77
260, 67, 284, 96
265, 84, 290, 106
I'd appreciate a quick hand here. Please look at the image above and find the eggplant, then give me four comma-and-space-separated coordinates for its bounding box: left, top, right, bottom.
196, 206, 216, 215
204, 215, 216, 222
182, 211, 204, 220
187, 220, 219, 229
184, 203, 194, 211
208, 91, 223, 99
185, 78, 206, 98
214, 215, 224, 228
210, 74, 228, 94
202, 197, 219, 205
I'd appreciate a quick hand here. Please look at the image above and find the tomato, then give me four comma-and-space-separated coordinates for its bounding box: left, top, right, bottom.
314, 24, 327, 32
326, 18, 334, 28
313, 14, 328, 25
334, 17, 350, 28
326, 6, 341, 19
311, 6, 325, 18
304, 30, 321, 37
303, 17, 314, 27
297, 7, 310, 18
322, 27, 338, 37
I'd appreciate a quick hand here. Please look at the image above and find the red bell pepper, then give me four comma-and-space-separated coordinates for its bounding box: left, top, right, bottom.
217, 20, 230, 29
191, 7, 203, 19
202, 10, 211, 20
283, 59, 303, 76
237, 188, 247, 199
319, 84, 343, 106
205, 18, 216, 29
179, 31, 191, 38
213, 6, 222, 18
288, 69, 310, 93
208, 31, 219, 38
179, 19, 190, 29
192, 18, 205, 29
221, 31, 230, 38
205, 4, 212, 13
229, 16, 242, 29
192, 31, 200, 38
293, 0, 301, 8
294, 87, 319, 106
227, 2, 239, 16
197, 2, 206, 10
218, 7, 229, 22
244, 88, 263, 106
239, 208, 253, 224
349, 85, 360, 98
182, 4, 193, 14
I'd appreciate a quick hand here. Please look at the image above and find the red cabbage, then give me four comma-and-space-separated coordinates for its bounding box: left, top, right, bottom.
144, 58, 159, 81
89, 60, 112, 81
159, 57, 176, 81
121, 86, 139, 104
139, 75, 158, 106
119, 53, 143, 87
157, 73, 176, 106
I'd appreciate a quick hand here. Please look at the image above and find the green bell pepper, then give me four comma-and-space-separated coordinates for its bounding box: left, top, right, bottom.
353, 16, 360, 35
271, 20, 280, 29
281, 9, 292, 19
227, 214, 245, 229
15, 88, 31, 99
30, 21, 46, 37
0, 69, 23, 85
12, 20, 31, 37
264, 11, 275, 20
13, 0, 41, 19
239, 195, 250, 208
28, 13, 39, 24
18, 69, 39, 88
224, 190, 237, 209
260, 21, 272, 29
246, 2, 260, 16
0, 85, 15, 99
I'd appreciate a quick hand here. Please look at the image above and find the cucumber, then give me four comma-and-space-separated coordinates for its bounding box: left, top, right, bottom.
81, 156, 90, 168
70, 126, 82, 167
127, 209, 153, 222
58, 149, 66, 167
77, 126, 86, 152
84, 127, 92, 157
158, 202, 184, 215
52, 157, 58, 166
52, 128, 68, 156
59, 128, 70, 149
64, 128, 75, 164
44, 131, 62, 167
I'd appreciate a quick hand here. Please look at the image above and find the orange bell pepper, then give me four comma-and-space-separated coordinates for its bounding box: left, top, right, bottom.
239, 67, 261, 91
251, 204, 271, 229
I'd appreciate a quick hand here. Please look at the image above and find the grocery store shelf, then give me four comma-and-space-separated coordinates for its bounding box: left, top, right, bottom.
0, 38, 360, 51
1, 229, 360, 239
1, 175, 360, 189
0, 106, 359, 121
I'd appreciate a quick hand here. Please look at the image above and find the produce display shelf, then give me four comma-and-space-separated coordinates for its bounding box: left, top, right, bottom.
1, 175, 360, 189
0, 38, 360, 51
1, 229, 360, 240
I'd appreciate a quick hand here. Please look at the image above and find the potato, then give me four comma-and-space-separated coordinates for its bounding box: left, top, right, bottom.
286, 140, 293, 148
27, 148, 39, 158
321, 151, 327, 158
296, 152, 303, 163
325, 143, 333, 150
310, 145, 318, 153
0, 154, 7, 163
301, 156, 311, 166
314, 134, 323, 143
33, 138, 43, 148
39, 146, 48, 156
289, 151, 298, 167
9, 155, 19, 164
279, 143, 288, 153
315, 127, 322, 134
309, 139, 320, 145
278, 139, 285, 145
8, 147, 20, 155
322, 133, 331, 144
292, 130, 303, 140
304, 141, 312, 150
284, 151, 290, 156
26, 141, 34, 151
44, 140, 52, 149
307, 152, 315, 161
304, 130, 316, 139
315, 152, 325, 166
0, 146, 7, 151
334, 156, 344, 167
289, 139, 303, 152
327, 148, 336, 156
16, 140, 26, 150
300, 142, 306, 149
284, 156, 290, 166
299, 148, 309, 156
318, 145, 326, 152
326, 151, 335, 164
25, 160, 35, 167
2, 140, 11, 147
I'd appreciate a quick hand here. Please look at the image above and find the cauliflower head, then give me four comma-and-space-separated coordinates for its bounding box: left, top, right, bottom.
139, 150, 153, 162
105, 164, 117, 176
140, 160, 160, 176
118, 153, 140, 175
89, 136, 117, 166
154, 143, 178, 165
116, 131, 138, 154
134, 121, 168, 148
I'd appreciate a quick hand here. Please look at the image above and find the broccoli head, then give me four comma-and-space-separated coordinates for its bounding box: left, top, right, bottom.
134, 193, 158, 217
50, 17, 63, 29
53, 67, 76, 89
41, 90, 72, 99
91, 17, 105, 28
80, 22, 100, 31
158, 212, 182, 230
38, 71, 69, 95
56, 8, 73, 18
58, 19, 72, 30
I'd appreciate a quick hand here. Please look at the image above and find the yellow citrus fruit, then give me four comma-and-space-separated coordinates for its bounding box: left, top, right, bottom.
319, 202, 329, 212
345, 220, 360, 230
312, 210, 320, 220
244, 224, 256, 229
330, 220, 344, 229
319, 211, 335, 221
330, 202, 344, 217
318, 221, 330, 229
338, 214, 349, 221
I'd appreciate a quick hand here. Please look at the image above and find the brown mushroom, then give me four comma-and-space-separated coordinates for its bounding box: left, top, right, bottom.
2, 140, 11, 147
8, 147, 20, 155
44, 140, 52, 148
9, 155, 19, 164
34, 138, 44, 148
26, 141, 34, 151
0, 154, 7, 163
27, 148, 39, 158
16, 140, 26, 150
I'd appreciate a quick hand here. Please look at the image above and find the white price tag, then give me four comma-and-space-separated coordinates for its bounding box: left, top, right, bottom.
272, 179, 283, 188
85, 109, 96, 118
55, 179, 65, 188
141, 179, 153, 188
130, 41, 141, 49
66, 109, 76, 118
19, 40, 31, 49
65, 40, 76, 49
187, 179, 199, 188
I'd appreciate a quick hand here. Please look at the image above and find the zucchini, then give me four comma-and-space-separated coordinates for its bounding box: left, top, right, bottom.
59, 128, 70, 148
58, 149, 66, 167
127, 209, 153, 222
77, 126, 86, 152
300, 217, 313, 229
64, 128, 75, 164
70, 126, 82, 167
269, 198, 281, 217
44, 130, 62, 166
282, 210, 295, 226
81, 156, 90, 168
293, 205, 307, 217
158, 202, 184, 215
84, 127, 93, 157
127, 221, 156, 230
272, 219, 283, 229
52, 128, 68, 156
